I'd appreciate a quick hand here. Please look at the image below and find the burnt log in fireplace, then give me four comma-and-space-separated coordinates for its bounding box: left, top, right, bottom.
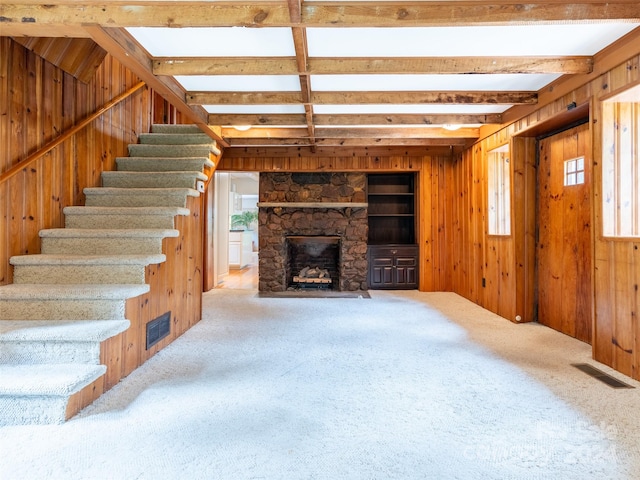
287, 236, 340, 290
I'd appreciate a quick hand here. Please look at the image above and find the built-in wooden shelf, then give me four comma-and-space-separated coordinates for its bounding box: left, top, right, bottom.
258, 202, 368, 208
367, 173, 418, 290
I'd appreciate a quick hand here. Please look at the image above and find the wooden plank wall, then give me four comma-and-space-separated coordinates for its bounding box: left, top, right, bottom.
455, 53, 639, 380
592, 55, 640, 380
220, 149, 531, 322
113, 195, 203, 384
1, 37, 205, 412
445, 135, 536, 324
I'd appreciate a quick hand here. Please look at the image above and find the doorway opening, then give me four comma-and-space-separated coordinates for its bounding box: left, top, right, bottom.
535, 121, 592, 344
213, 171, 259, 290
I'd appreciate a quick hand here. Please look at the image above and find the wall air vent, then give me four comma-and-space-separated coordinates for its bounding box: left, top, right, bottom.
146, 311, 171, 350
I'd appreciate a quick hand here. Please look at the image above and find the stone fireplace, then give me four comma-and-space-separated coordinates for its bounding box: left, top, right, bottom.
258, 173, 368, 292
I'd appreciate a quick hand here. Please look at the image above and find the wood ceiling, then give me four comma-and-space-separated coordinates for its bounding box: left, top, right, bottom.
1, 1, 639, 156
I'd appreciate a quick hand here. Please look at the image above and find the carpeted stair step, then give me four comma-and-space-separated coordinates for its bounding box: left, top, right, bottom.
138, 132, 213, 145
0, 363, 107, 425
0, 319, 130, 364
128, 143, 220, 158
151, 124, 204, 135
0, 284, 149, 320
64, 206, 189, 229
84, 187, 199, 208
101, 171, 208, 189
40, 228, 179, 255
10, 254, 166, 284
115, 156, 215, 173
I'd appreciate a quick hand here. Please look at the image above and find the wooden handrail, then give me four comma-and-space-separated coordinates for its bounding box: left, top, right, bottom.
0, 81, 146, 185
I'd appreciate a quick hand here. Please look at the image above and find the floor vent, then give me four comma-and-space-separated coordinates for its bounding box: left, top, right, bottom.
146, 311, 171, 350
572, 363, 635, 389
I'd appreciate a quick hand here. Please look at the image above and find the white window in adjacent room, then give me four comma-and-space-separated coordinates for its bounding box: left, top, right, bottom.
564, 157, 585, 186
487, 144, 511, 236
602, 84, 640, 237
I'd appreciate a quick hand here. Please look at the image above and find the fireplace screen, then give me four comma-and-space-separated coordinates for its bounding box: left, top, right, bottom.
286, 236, 340, 290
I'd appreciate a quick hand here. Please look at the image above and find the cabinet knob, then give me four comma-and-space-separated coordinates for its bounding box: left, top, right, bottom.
391, 249, 397, 254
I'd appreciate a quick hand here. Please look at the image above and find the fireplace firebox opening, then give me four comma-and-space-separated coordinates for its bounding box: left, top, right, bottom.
286, 236, 341, 290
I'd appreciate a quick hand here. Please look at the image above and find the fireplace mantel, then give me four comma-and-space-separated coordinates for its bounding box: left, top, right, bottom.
258, 202, 368, 209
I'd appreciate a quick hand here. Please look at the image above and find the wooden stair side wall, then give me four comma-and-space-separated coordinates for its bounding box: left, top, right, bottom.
1, 37, 203, 417
69, 194, 204, 415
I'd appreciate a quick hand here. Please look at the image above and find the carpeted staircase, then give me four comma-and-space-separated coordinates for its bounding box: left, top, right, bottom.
0, 124, 218, 425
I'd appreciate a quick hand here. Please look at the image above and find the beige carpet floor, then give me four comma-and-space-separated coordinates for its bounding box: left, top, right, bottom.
1, 289, 638, 479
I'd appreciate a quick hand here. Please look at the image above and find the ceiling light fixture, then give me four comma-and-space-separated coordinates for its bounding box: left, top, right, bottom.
233, 125, 251, 132
442, 124, 462, 131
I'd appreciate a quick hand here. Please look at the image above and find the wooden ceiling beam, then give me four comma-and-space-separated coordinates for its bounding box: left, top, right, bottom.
0, 3, 292, 28
154, 57, 299, 76
154, 56, 592, 76
314, 137, 471, 147
190, 91, 537, 105
301, 3, 640, 27
209, 114, 308, 126
0, 24, 91, 37
314, 114, 502, 126
314, 91, 537, 105
189, 92, 304, 105
208, 113, 502, 126
314, 127, 480, 139
222, 127, 311, 139
2, 2, 638, 28
288, 0, 316, 146
226, 137, 472, 147
308, 56, 593, 75
220, 145, 456, 160
222, 127, 479, 139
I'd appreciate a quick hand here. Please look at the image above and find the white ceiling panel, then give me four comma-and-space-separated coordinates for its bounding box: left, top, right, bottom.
313, 104, 508, 114
307, 25, 640, 57
203, 105, 306, 114
127, 27, 295, 56
175, 75, 302, 92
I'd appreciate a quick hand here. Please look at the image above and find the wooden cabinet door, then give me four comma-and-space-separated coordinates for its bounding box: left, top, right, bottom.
395, 255, 418, 288
537, 123, 592, 343
370, 255, 394, 288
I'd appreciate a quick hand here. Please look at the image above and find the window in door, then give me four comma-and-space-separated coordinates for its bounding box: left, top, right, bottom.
564, 157, 585, 186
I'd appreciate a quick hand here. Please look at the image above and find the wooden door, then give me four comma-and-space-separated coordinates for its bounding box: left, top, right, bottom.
537, 123, 592, 343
